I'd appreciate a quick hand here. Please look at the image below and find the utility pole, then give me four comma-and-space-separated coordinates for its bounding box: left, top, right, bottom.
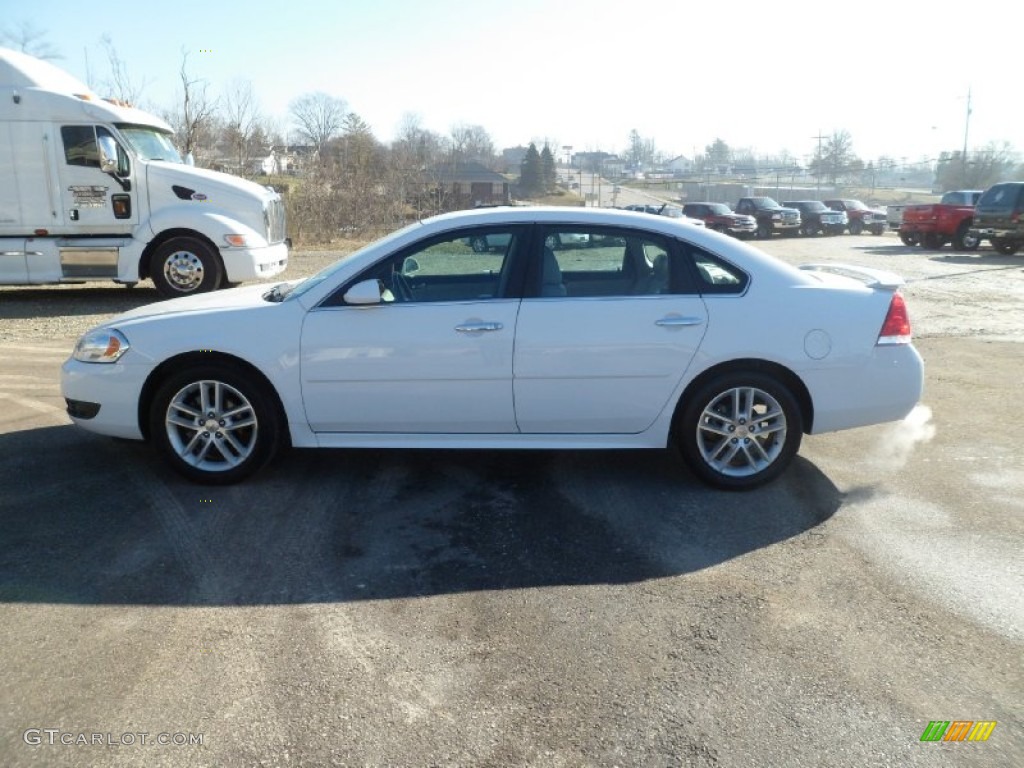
961, 87, 972, 177
811, 130, 827, 194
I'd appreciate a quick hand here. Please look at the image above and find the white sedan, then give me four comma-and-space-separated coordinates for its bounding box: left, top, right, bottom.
62, 206, 924, 489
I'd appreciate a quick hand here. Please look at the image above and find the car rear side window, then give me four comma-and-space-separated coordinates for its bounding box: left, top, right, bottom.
535, 227, 696, 297
684, 245, 749, 295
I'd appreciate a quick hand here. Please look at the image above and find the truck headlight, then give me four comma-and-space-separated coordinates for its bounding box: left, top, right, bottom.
73, 329, 130, 363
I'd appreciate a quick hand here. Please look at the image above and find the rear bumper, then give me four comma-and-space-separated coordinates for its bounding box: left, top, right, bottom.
804, 344, 924, 434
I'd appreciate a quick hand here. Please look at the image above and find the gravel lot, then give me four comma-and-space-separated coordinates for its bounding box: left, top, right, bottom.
1, 231, 1021, 767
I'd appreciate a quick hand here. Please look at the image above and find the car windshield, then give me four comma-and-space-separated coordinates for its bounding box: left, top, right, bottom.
843, 200, 869, 210
797, 202, 828, 212
116, 124, 182, 162
278, 220, 426, 302
752, 198, 781, 209
708, 204, 732, 215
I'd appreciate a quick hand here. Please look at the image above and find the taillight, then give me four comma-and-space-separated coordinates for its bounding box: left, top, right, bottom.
877, 292, 911, 345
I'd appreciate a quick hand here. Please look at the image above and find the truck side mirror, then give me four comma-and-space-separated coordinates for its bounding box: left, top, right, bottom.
97, 134, 119, 174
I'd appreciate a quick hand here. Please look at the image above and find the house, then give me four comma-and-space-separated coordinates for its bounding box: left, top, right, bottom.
420, 161, 511, 210
250, 145, 319, 176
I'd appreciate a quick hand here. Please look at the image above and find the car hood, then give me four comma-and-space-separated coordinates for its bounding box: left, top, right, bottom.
105, 282, 287, 326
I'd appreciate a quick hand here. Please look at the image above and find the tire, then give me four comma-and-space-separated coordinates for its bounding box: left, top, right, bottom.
849, 219, 864, 235
870, 226, 885, 236
899, 232, 920, 247
756, 221, 771, 239
991, 238, 1020, 255
921, 233, 944, 250
952, 222, 980, 252
676, 372, 803, 490
150, 237, 223, 297
801, 223, 817, 237
150, 362, 283, 484
469, 236, 489, 253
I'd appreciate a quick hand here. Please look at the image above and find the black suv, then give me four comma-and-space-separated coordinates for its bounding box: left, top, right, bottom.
782, 200, 848, 236
969, 182, 1024, 255
734, 197, 801, 238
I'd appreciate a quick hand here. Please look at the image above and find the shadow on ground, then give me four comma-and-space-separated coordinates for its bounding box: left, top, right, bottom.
1, 426, 842, 606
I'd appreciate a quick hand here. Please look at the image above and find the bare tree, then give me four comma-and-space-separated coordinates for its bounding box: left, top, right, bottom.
165, 50, 218, 164
935, 141, 1018, 191
0, 21, 61, 59
97, 35, 148, 104
289, 92, 347, 153
221, 78, 263, 173
449, 123, 495, 166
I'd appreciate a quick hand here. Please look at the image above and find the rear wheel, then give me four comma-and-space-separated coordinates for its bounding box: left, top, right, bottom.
150, 362, 283, 484
991, 238, 1020, 255
676, 372, 802, 490
952, 222, 980, 251
899, 232, 920, 247
921, 233, 945, 249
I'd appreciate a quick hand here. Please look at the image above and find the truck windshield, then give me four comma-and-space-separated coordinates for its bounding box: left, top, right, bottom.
116, 124, 183, 163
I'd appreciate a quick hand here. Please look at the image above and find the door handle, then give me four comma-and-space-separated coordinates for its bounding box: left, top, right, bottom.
655, 316, 704, 327
455, 321, 504, 333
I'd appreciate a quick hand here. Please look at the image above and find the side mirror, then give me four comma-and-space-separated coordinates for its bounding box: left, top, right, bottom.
343, 279, 385, 305
97, 133, 119, 174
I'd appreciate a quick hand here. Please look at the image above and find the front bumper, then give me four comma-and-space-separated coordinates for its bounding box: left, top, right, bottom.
220, 241, 289, 283
969, 227, 1018, 240
61, 357, 150, 440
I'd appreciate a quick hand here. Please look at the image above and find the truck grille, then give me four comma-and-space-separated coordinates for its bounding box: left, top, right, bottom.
265, 198, 287, 244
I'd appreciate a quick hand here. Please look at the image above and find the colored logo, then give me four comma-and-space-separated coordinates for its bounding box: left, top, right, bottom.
920, 721, 996, 742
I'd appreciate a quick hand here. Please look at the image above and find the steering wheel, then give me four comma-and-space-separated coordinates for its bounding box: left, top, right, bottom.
391, 270, 413, 302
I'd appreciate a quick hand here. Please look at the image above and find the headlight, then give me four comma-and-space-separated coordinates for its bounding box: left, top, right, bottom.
73, 329, 130, 363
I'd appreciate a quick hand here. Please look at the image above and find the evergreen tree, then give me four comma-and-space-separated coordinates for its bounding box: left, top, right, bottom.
520, 142, 542, 196
540, 144, 557, 191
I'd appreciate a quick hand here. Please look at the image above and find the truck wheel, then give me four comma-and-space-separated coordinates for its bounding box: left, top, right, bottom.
921, 233, 944, 250
899, 232, 920, 247
870, 226, 884, 236
952, 222, 980, 252
991, 238, 1020, 255
849, 220, 864, 235
756, 221, 771, 239
150, 237, 224, 297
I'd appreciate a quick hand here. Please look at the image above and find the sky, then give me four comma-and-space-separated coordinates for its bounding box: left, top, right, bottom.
3, 0, 1018, 167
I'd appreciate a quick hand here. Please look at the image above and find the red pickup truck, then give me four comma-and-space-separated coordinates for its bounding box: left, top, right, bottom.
899, 190, 982, 250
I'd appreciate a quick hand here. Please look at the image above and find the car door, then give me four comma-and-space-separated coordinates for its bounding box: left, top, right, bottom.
300, 226, 527, 434
513, 225, 708, 434
56, 125, 137, 232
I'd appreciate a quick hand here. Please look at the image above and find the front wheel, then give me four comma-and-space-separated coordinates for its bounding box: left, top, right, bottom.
756, 221, 771, 239
150, 362, 283, 484
848, 220, 864, 235
676, 372, 803, 490
150, 237, 223, 297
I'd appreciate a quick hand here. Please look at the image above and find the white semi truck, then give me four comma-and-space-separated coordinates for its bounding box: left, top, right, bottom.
0, 48, 288, 297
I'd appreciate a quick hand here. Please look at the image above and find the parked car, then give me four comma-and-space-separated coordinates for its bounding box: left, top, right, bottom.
621, 203, 706, 227
899, 190, 983, 250
969, 181, 1024, 255
823, 199, 888, 235
62, 206, 923, 490
681, 202, 757, 238
782, 201, 848, 236
734, 197, 801, 238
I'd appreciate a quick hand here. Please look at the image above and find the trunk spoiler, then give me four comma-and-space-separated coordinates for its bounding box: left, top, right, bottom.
799, 263, 905, 290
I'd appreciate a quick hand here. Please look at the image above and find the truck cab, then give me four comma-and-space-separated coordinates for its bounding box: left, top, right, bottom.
0, 48, 288, 296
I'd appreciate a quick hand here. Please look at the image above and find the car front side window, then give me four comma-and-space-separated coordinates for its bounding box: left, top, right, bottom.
335, 227, 523, 306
